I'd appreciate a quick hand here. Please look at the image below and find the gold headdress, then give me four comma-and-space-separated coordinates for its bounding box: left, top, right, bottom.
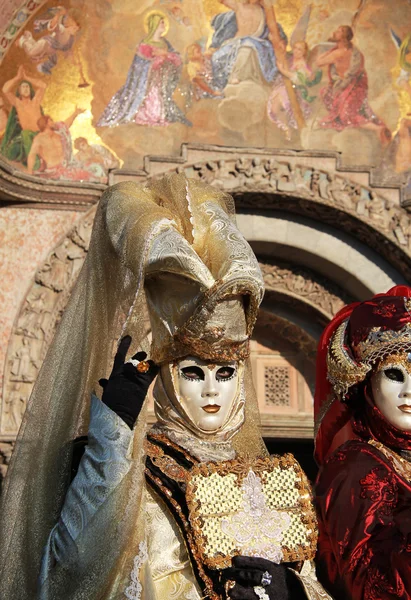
145, 193, 263, 364
326, 319, 372, 398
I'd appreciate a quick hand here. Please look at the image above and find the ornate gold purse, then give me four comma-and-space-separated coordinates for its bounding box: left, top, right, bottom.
185, 454, 318, 569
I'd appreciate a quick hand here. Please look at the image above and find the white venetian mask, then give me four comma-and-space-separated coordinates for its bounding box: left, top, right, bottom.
371, 353, 411, 432
174, 356, 240, 433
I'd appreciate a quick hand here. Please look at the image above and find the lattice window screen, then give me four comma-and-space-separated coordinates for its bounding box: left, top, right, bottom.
264, 365, 291, 407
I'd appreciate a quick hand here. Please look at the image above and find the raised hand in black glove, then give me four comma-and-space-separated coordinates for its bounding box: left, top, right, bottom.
99, 335, 159, 429
221, 556, 305, 600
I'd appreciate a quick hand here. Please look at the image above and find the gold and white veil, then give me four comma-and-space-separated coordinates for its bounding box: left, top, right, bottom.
0, 174, 266, 599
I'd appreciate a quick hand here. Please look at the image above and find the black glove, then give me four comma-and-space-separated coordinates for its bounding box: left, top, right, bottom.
99, 335, 159, 429
221, 556, 305, 600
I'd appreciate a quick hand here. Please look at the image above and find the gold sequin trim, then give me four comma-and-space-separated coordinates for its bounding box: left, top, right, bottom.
145, 440, 189, 483
374, 352, 411, 375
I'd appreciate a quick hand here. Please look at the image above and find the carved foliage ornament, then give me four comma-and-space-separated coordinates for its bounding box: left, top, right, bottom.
0, 441, 14, 487
184, 158, 402, 246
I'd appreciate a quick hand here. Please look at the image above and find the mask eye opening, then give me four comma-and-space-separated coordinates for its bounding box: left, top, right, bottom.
216, 366, 236, 381
180, 366, 204, 381
383, 367, 406, 383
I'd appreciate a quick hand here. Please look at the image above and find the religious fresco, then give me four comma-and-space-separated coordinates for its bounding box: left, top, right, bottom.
0, 0, 410, 191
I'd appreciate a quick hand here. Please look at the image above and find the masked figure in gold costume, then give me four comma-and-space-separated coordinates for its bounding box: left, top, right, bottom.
0, 175, 330, 600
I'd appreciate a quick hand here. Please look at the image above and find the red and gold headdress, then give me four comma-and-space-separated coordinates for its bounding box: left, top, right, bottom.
315, 286, 411, 464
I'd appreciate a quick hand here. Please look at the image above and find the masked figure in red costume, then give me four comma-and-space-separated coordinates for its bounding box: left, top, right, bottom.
315, 285, 411, 600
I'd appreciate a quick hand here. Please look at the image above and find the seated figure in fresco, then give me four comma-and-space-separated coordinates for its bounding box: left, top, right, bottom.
209, 0, 286, 91
97, 12, 191, 128
0, 175, 331, 600
1, 65, 46, 166
315, 285, 411, 599
316, 25, 391, 145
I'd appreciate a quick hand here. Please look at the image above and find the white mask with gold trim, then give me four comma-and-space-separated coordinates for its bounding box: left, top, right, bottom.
175, 356, 241, 432
153, 358, 245, 449
371, 353, 411, 432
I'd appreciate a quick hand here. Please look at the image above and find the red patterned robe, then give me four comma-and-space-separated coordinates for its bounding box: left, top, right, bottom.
319, 46, 386, 133
316, 425, 411, 599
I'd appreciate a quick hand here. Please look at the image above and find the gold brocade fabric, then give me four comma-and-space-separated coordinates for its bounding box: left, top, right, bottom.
144, 451, 328, 600
145, 487, 202, 600
0, 174, 266, 599
144, 472, 327, 600
291, 562, 333, 600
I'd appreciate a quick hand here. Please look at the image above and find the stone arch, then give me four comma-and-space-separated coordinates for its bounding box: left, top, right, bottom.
2, 151, 411, 445
242, 214, 405, 299
167, 155, 411, 283
259, 260, 351, 321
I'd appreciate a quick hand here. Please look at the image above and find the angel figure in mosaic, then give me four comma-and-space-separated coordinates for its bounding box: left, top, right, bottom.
267, 7, 322, 141
97, 12, 191, 128
0, 174, 332, 600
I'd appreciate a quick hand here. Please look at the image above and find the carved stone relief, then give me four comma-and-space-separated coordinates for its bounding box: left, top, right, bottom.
0, 441, 14, 490
177, 157, 411, 281
259, 261, 351, 320
1, 212, 94, 435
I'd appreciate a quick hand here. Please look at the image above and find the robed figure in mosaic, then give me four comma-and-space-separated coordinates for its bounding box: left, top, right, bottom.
0, 174, 330, 600
315, 286, 411, 599
97, 12, 190, 128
